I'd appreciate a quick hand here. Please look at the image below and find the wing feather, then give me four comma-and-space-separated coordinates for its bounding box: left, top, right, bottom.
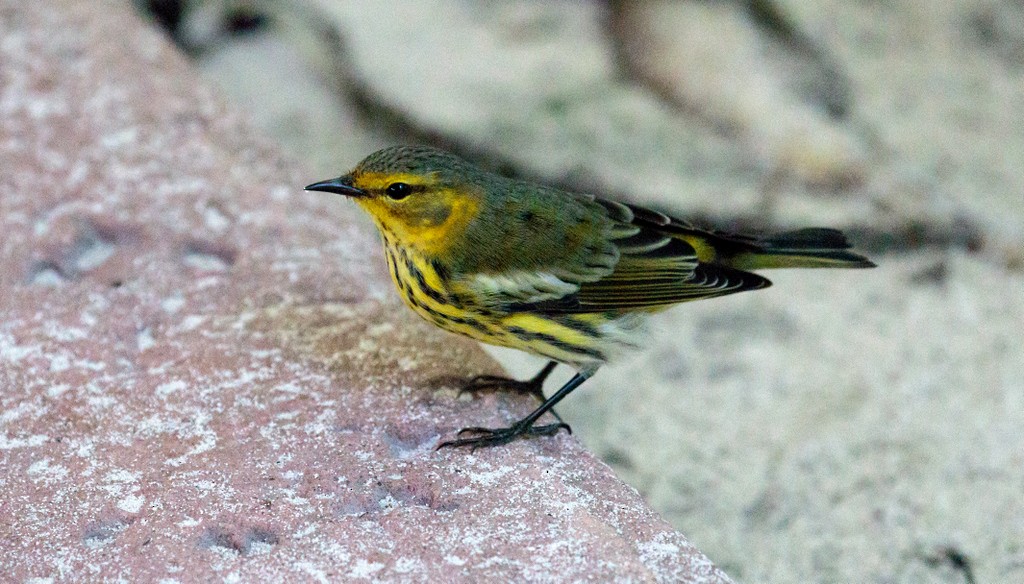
456, 193, 772, 313
464, 270, 580, 305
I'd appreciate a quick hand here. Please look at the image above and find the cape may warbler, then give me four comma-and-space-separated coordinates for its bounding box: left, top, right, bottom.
306, 146, 874, 449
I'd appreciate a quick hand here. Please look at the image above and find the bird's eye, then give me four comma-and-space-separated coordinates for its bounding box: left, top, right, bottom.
385, 182, 411, 200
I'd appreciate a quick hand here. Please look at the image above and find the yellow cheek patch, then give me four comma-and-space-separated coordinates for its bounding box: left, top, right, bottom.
405, 186, 481, 255
353, 177, 482, 257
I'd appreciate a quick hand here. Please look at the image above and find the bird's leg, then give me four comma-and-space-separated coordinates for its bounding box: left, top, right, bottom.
460, 361, 565, 423
438, 368, 595, 450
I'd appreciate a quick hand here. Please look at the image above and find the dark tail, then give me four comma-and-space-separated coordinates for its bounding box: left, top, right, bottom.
727, 228, 876, 270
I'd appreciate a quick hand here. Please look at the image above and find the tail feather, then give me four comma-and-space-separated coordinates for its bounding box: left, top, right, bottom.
764, 228, 851, 249
728, 228, 876, 270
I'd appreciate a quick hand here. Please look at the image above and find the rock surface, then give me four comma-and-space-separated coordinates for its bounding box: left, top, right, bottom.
152, 1, 1024, 582
0, 2, 729, 582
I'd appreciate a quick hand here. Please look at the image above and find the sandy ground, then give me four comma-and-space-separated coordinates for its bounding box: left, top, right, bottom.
142, 1, 1024, 581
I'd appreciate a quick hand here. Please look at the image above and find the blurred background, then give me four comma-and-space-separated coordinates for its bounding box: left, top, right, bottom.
135, 1, 1023, 582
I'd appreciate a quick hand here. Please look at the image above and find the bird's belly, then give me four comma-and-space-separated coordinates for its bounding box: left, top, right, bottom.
383, 243, 644, 367
491, 311, 646, 366
382, 245, 510, 346
403, 292, 645, 368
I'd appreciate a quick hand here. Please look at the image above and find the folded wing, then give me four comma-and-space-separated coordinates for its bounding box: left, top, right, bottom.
457, 196, 771, 314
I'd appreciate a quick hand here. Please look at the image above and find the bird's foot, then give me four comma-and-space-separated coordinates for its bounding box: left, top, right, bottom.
458, 373, 568, 426
459, 374, 546, 401
437, 421, 571, 450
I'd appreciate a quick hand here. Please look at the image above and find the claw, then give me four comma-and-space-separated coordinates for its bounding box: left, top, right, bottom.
465, 374, 514, 386
460, 374, 544, 398
455, 426, 491, 436
438, 422, 570, 450
440, 366, 591, 452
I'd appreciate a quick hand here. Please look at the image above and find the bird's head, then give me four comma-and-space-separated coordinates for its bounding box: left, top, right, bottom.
306, 146, 485, 255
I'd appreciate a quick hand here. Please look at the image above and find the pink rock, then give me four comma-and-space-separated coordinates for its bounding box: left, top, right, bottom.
0, 1, 729, 581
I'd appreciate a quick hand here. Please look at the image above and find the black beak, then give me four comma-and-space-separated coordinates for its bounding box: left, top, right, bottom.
304, 176, 367, 197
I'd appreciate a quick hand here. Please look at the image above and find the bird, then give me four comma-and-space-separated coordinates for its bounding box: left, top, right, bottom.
306, 145, 874, 450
